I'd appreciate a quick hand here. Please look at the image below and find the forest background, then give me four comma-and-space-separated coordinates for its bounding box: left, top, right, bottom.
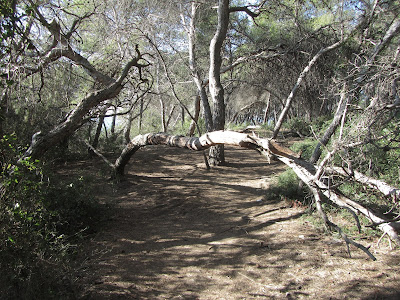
1, 0, 400, 298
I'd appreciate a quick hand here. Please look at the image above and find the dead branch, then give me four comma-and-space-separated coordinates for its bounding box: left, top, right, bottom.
326, 167, 400, 200
83, 140, 114, 169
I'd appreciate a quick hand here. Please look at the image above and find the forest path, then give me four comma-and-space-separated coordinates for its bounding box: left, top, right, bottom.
77, 146, 400, 299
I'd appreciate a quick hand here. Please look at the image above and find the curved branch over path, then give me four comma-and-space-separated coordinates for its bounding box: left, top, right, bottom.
112, 131, 400, 251
21, 53, 147, 161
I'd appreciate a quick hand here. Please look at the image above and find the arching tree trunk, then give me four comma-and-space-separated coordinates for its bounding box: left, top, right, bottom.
111, 130, 400, 256
272, 40, 344, 139
310, 84, 348, 163
20, 56, 145, 161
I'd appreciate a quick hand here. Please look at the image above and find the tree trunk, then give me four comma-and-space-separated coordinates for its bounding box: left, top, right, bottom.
326, 167, 400, 200
278, 155, 400, 246
263, 92, 271, 124
310, 84, 348, 163
137, 99, 143, 133
188, 95, 201, 136
160, 97, 167, 132
181, 106, 185, 127
124, 110, 134, 144
165, 105, 177, 132
208, 0, 230, 165
110, 105, 117, 136
89, 112, 106, 157
20, 56, 143, 161
272, 40, 345, 139
186, 2, 213, 132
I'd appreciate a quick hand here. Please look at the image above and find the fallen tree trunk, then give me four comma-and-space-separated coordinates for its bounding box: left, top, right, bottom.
113, 131, 263, 176
112, 130, 400, 249
277, 156, 400, 246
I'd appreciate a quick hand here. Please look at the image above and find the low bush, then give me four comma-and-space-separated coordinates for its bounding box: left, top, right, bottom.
290, 139, 319, 161
266, 168, 308, 204
284, 117, 312, 137
0, 134, 103, 299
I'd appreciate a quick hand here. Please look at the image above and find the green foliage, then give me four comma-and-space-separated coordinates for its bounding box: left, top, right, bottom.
277, 169, 301, 197
284, 117, 312, 137
0, 0, 17, 58
172, 117, 207, 136
266, 168, 307, 202
313, 115, 333, 133
0, 135, 103, 299
290, 139, 319, 161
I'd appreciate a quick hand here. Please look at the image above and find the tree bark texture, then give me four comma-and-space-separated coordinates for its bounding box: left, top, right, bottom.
89, 111, 106, 157
209, 0, 229, 132
188, 95, 201, 136
208, 0, 230, 165
124, 110, 134, 144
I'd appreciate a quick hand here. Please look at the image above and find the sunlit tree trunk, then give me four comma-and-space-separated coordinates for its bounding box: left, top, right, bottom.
208, 0, 230, 165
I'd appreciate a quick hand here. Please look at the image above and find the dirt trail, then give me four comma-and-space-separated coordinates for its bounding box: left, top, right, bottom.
78, 146, 400, 299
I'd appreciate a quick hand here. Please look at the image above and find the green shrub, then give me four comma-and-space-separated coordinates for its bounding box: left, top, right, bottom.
284, 117, 311, 136
266, 168, 307, 202
172, 117, 207, 136
0, 134, 103, 299
290, 139, 319, 161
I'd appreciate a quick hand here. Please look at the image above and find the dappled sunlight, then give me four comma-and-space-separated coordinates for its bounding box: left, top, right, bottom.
76, 146, 400, 299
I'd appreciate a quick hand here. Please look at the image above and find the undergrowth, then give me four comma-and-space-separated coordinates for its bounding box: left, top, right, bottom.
265, 168, 309, 204
0, 134, 105, 299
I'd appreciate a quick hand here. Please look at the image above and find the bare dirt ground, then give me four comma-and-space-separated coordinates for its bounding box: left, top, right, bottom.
76, 146, 400, 299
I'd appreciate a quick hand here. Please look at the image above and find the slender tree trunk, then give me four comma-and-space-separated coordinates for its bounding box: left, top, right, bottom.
310, 84, 348, 163
165, 105, 177, 131
89, 112, 106, 156
124, 110, 134, 144
160, 98, 167, 132
181, 106, 185, 127
208, 0, 230, 166
272, 40, 344, 139
109, 104, 118, 143
262, 92, 271, 124
188, 95, 201, 136
110, 105, 116, 136
138, 98, 144, 134
186, 2, 213, 132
